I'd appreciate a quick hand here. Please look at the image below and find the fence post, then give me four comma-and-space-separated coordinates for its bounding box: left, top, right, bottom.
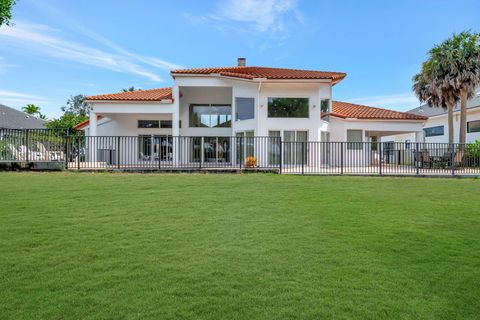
25, 129, 30, 162
65, 135, 69, 169
77, 135, 81, 170
239, 137, 243, 170
340, 142, 344, 175
379, 142, 382, 175
200, 137, 203, 170
451, 144, 456, 176
117, 136, 121, 169
415, 142, 419, 175
302, 141, 305, 175
279, 137, 282, 174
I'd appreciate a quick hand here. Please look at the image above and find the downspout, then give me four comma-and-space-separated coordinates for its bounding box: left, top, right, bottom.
256, 80, 263, 137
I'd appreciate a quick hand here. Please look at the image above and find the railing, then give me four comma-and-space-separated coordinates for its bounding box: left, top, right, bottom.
1, 130, 480, 176
0, 128, 74, 164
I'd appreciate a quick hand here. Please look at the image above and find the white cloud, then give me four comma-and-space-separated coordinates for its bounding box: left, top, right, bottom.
216, 0, 300, 33
0, 89, 49, 106
27, 0, 184, 71
0, 21, 169, 82
191, 0, 303, 48
349, 93, 421, 111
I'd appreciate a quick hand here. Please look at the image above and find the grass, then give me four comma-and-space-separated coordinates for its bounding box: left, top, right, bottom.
0, 172, 479, 319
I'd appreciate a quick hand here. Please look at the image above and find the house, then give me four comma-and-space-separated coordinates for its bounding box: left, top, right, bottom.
0, 104, 46, 129
76, 58, 426, 166
382, 92, 480, 144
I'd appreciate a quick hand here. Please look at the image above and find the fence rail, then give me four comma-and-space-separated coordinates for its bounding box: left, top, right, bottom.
2, 129, 480, 175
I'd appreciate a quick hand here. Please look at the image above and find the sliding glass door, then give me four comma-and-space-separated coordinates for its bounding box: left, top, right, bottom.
283, 130, 308, 165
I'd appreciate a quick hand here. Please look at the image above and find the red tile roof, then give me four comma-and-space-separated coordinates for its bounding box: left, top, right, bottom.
172, 66, 346, 84
86, 87, 173, 101
74, 115, 103, 130
328, 101, 427, 120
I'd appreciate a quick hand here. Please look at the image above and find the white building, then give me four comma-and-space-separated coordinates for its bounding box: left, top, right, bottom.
76, 59, 426, 167
382, 94, 480, 145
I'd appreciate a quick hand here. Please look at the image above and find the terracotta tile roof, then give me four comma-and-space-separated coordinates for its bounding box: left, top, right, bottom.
172, 66, 346, 84
74, 115, 103, 130
328, 101, 428, 120
86, 87, 173, 101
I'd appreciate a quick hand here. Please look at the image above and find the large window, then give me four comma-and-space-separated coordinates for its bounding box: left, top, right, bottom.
267, 97, 309, 118
235, 97, 255, 121
467, 120, 480, 133
424, 126, 444, 137
347, 129, 363, 150
189, 104, 232, 128
138, 120, 159, 128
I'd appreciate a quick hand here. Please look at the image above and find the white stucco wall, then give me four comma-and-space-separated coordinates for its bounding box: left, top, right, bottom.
255, 82, 331, 141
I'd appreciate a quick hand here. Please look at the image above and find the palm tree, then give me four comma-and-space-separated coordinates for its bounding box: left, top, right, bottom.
441, 32, 480, 147
418, 32, 480, 148
412, 60, 458, 145
121, 86, 137, 92
23, 104, 41, 115
22, 104, 46, 119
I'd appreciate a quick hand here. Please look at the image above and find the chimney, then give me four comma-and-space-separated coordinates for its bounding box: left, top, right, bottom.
237, 57, 246, 67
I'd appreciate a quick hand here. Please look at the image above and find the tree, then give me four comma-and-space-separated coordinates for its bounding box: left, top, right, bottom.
413, 46, 461, 145
61, 94, 90, 117
22, 104, 46, 119
436, 32, 480, 147
46, 113, 87, 130
0, 0, 16, 27
47, 94, 90, 130
121, 86, 137, 92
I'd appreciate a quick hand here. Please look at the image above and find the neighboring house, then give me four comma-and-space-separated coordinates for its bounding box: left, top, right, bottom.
0, 104, 46, 129
382, 92, 480, 144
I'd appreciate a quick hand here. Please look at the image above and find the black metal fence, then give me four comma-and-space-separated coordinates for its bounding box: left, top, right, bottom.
2, 129, 480, 175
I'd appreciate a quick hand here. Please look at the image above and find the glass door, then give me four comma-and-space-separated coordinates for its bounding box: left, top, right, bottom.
268, 131, 281, 166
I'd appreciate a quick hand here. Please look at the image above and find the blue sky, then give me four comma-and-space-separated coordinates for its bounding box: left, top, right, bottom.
0, 0, 479, 118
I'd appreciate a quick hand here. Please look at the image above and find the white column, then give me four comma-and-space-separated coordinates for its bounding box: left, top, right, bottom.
88, 110, 97, 163
89, 110, 98, 136
172, 85, 180, 164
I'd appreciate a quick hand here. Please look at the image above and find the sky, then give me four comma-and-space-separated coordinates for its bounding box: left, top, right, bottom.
0, 0, 479, 118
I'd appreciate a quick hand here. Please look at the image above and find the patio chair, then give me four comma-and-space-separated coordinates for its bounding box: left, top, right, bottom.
415, 150, 432, 168
139, 152, 150, 161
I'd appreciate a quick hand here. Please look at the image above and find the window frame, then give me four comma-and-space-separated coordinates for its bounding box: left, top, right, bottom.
138, 120, 160, 129
267, 97, 309, 118
424, 125, 444, 137
346, 129, 363, 150
467, 120, 480, 133
189, 104, 232, 128
235, 97, 255, 121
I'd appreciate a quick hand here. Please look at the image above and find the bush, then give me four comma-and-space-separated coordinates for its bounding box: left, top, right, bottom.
466, 140, 480, 167
244, 156, 257, 168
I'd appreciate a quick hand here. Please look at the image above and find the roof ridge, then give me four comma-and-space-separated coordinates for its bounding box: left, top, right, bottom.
86, 87, 172, 100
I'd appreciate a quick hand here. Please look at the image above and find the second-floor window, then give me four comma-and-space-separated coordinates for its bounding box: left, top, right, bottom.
267, 97, 309, 118
320, 99, 330, 113
189, 104, 232, 128
235, 97, 255, 121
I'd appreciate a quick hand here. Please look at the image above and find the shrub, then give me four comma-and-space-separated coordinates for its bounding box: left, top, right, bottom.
244, 156, 257, 168
466, 140, 480, 167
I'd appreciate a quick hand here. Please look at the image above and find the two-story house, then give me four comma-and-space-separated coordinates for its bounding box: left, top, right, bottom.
75, 58, 426, 167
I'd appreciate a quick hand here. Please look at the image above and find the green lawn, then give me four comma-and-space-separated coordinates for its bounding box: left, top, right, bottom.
0, 173, 479, 319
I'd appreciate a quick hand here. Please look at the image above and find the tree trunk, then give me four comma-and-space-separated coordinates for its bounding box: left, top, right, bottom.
447, 104, 454, 146
459, 89, 468, 150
